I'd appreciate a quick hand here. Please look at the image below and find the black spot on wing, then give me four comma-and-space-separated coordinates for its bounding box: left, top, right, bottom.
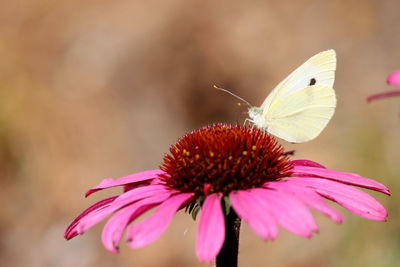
309, 78, 316, 86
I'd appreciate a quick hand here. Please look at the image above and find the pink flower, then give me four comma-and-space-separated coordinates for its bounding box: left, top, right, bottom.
367, 70, 400, 102
65, 124, 389, 263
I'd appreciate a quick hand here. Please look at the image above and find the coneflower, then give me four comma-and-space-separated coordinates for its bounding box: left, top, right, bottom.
368, 70, 400, 102
65, 124, 389, 266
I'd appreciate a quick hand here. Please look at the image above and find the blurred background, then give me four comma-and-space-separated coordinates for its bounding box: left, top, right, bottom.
1, 0, 399, 266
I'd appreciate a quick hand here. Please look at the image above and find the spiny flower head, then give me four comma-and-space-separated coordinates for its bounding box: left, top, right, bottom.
160, 124, 292, 196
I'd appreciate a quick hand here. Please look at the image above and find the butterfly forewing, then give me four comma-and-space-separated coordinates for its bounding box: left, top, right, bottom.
260, 50, 336, 111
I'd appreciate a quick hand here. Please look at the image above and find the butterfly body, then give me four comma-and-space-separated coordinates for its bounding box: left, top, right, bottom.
248, 49, 337, 143
248, 106, 269, 130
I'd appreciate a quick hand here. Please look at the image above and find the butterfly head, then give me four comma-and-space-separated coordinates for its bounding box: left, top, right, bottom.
248, 106, 264, 126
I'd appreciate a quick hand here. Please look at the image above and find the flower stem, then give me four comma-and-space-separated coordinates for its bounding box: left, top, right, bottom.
216, 210, 241, 267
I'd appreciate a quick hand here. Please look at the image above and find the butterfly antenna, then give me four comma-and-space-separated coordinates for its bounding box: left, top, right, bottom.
213, 85, 251, 107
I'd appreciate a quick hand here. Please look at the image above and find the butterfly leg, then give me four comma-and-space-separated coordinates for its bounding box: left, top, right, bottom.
244, 118, 254, 127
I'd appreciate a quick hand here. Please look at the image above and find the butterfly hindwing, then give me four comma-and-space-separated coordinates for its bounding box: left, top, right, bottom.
263, 85, 336, 143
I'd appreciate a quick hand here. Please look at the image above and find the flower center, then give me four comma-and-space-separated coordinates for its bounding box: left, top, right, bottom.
160, 124, 293, 196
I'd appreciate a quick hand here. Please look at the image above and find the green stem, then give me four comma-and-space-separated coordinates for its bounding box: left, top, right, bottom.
216, 210, 241, 267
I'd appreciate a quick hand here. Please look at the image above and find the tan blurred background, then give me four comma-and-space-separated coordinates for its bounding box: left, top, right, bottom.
1, 0, 399, 266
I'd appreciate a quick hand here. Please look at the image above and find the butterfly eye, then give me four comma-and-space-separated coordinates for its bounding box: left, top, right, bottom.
309, 78, 316, 86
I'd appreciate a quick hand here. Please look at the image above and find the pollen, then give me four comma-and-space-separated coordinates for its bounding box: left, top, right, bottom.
159, 124, 293, 196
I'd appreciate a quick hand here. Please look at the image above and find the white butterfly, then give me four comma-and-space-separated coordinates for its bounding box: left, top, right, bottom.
246, 49, 337, 143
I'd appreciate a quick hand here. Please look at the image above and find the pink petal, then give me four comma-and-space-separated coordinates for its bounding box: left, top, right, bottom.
126, 193, 193, 249
292, 166, 390, 195
85, 169, 165, 197
267, 181, 343, 223
387, 70, 400, 87
64, 196, 117, 240
102, 196, 167, 253
367, 90, 400, 102
196, 193, 225, 263
286, 177, 388, 221
77, 185, 171, 234
290, 160, 326, 168
111, 185, 172, 207
252, 188, 318, 238
229, 190, 278, 240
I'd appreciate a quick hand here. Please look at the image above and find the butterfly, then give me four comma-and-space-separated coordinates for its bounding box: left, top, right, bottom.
246, 49, 337, 143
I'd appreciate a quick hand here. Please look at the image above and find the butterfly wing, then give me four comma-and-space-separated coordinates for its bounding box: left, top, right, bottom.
263, 84, 336, 143
260, 49, 336, 111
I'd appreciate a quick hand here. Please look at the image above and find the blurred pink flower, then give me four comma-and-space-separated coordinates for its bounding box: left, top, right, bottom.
367, 70, 400, 102
65, 124, 389, 263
